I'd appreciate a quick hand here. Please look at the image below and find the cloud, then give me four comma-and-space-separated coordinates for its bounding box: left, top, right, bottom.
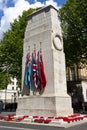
0, 0, 58, 39
0, 0, 4, 10
45, 0, 58, 8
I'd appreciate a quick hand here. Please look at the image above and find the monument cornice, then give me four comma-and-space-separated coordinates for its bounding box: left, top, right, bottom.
27, 5, 58, 20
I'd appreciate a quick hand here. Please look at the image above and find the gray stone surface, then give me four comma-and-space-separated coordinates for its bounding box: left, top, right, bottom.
17, 95, 73, 116
16, 5, 73, 116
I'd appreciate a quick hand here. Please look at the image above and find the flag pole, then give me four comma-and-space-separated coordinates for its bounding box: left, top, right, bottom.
40, 42, 42, 50
28, 46, 30, 52
34, 44, 36, 50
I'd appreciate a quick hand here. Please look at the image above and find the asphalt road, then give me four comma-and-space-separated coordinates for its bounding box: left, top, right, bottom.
0, 120, 87, 130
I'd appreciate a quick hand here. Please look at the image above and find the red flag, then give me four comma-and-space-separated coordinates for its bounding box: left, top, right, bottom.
39, 48, 47, 90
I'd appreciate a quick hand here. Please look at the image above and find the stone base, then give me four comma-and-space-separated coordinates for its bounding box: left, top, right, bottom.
16, 95, 73, 116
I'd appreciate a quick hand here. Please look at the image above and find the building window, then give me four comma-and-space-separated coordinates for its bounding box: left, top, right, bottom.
70, 67, 75, 81
12, 87, 14, 90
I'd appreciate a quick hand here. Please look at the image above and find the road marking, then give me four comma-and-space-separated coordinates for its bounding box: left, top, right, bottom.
0, 125, 36, 130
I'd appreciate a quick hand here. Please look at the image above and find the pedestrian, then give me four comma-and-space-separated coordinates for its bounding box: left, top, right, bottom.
0, 101, 2, 113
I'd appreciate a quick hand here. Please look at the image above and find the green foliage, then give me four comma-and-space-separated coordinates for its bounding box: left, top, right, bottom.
0, 71, 6, 89
59, 0, 87, 67
0, 8, 35, 89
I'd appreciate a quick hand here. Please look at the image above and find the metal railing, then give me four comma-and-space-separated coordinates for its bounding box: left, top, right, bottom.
66, 75, 87, 82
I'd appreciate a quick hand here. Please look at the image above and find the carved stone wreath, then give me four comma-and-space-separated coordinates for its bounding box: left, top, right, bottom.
53, 33, 62, 51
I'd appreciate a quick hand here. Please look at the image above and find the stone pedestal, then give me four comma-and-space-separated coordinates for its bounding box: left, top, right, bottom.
16, 5, 73, 116
17, 95, 72, 116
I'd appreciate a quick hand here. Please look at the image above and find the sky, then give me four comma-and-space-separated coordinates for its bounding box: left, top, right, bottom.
0, 0, 66, 39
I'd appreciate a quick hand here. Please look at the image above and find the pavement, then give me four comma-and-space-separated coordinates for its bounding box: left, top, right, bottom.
0, 111, 16, 116
0, 111, 87, 128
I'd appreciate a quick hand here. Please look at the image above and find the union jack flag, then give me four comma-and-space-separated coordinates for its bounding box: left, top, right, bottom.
33, 48, 38, 88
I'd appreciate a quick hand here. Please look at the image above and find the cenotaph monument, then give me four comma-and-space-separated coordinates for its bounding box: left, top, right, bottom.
16, 5, 73, 116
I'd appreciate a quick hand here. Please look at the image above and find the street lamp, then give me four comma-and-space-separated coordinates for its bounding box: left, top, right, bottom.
4, 68, 8, 111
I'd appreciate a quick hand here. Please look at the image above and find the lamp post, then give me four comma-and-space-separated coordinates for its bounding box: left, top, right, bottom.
4, 68, 8, 111
11, 95, 13, 103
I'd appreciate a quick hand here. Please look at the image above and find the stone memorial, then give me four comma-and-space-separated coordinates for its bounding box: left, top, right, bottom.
16, 5, 73, 116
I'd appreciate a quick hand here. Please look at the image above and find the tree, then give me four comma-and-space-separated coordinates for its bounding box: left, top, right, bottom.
0, 8, 35, 89
59, 0, 87, 67
0, 70, 6, 89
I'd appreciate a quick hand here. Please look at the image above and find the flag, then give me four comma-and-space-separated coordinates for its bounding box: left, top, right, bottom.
39, 48, 47, 90
36, 54, 40, 90
24, 52, 32, 89
32, 48, 38, 88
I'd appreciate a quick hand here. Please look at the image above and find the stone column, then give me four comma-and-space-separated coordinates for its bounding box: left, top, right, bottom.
16, 5, 73, 116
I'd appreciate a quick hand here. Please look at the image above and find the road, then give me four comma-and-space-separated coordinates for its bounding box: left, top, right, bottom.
0, 121, 87, 130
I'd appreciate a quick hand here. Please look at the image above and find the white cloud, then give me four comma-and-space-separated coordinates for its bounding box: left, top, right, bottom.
0, 0, 4, 10
0, 0, 58, 39
45, 0, 58, 8
0, 0, 11, 9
